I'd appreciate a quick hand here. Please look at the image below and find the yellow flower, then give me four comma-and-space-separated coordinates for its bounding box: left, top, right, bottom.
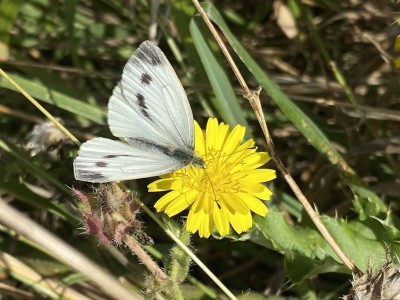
394, 35, 400, 69
148, 118, 276, 238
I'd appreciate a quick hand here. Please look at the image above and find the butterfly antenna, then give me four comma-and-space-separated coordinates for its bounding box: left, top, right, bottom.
203, 168, 219, 205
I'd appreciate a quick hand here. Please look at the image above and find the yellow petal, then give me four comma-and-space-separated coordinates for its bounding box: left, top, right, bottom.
199, 212, 213, 238
186, 208, 201, 233
237, 192, 268, 216
154, 191, 181, 212
165, 190, 197, 216
241, 152, 271, 169
198, 191, 214, 214
237, 169, 277, 183
190, 192, 209, 213
252, 186, 273, 201
206, 118, 219, 151
238, 139, 255, 150
148, 178, 174, 191
220, 193, 250, 215
228, 211, 252, 234
213, 205, 230, 236
187, 209, 212, 238
216, 123, 230, 151
240, 183, 273, 200
223, 124, 245, 153
194, 121, 206, 155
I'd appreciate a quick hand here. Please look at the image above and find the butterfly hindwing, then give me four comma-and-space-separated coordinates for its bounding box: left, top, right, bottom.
73, 138, 186, 182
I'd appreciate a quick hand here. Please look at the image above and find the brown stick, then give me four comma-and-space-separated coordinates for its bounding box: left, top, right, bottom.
192, 0, 360, 274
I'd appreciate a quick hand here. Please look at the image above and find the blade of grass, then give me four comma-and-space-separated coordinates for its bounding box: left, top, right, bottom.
171, 1, 218, 119
0, 73, 106, 124
190, 18, 250, 133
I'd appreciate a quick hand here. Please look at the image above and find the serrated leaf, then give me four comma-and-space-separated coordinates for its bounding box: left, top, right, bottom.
252, 209, 394, 282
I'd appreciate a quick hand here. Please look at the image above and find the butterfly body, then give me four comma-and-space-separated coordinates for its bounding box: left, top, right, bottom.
74, 41, 202, 183
125, 137, 204, 168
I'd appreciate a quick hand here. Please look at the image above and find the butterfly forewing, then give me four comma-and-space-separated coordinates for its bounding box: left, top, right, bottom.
108, 41, 194, 149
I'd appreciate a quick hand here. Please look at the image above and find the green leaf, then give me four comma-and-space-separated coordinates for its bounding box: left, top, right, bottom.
0, 139, 77, 223
252, 209, 394, 282
0, 74, 106, 124
0, 162, 77, 224
0, 0, 22, 45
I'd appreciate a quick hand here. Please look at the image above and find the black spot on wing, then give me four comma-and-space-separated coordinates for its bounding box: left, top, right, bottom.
104, 154, 131, 159
141, 73, 152, 85
136, 93, 151, 120
96, 161, 107, 167
78, 170, 105, 181
137, 93, 147, 109
136, 44, 162, 66
140, 109, 150, 119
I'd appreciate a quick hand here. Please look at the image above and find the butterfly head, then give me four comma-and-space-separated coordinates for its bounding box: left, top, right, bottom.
191, 154, 205, 169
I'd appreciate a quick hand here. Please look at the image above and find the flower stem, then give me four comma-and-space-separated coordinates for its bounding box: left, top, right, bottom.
122, 235, 168, 282
134, 197, 238, 300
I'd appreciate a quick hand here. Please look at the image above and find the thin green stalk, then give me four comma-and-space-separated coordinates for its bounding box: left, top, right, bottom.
134, 196, 238, 300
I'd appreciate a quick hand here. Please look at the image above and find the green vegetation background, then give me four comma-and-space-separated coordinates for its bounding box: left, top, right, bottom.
0, 0, 399, 299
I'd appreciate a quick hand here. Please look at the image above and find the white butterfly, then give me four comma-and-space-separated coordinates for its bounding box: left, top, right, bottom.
73, 41, 204, 183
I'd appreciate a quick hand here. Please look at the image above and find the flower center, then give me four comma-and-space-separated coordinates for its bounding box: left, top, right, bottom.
193, 148, 241, 201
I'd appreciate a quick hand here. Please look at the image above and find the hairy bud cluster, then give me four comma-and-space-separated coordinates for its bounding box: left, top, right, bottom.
72, 183, 152, 246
